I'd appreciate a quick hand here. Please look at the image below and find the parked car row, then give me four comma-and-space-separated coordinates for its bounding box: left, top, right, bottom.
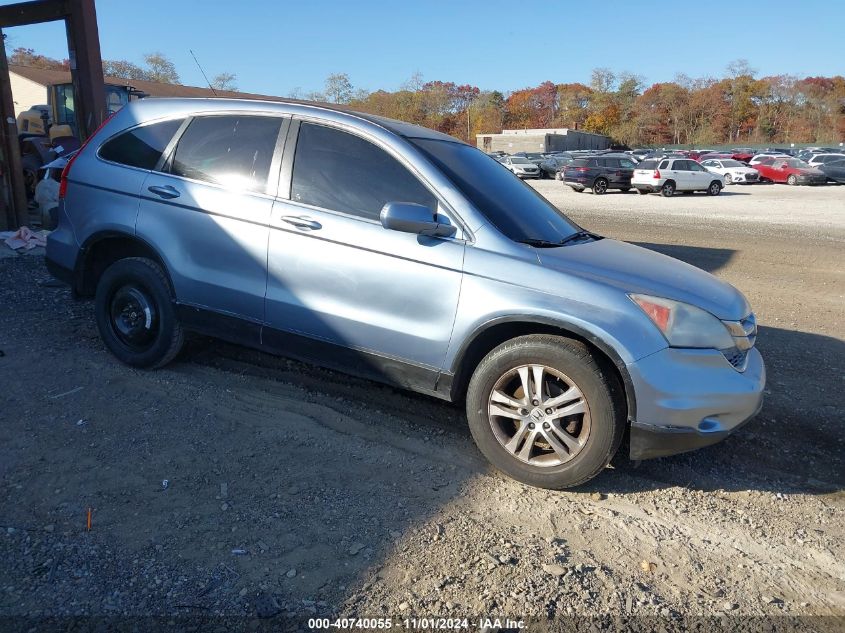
487, 145, 844, 193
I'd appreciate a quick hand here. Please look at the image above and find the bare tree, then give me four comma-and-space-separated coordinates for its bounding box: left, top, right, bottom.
211, 72, 237, 91
144, 52, 180, 84
324, 73, 353, 104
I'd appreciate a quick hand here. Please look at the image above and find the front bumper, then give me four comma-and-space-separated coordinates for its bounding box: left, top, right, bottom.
627, 346, 765, 460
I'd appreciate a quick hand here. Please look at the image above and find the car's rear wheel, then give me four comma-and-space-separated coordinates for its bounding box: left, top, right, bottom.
787, 174, 797, 186
592, 178, 608, 195
661, 180, 676, 197
708, 180, 723, 196
466, 335, 625, 490
95, 257, 184, 369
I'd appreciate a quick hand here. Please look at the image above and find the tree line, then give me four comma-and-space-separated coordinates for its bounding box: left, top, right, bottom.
8, 47, 237, 91
8, 47, 843, 147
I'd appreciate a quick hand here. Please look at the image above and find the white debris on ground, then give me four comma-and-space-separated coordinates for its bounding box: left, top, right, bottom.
1, 227, 49, 251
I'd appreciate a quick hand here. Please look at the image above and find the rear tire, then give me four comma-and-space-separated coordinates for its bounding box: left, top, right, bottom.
465, 335, 625, 490
592, 178, 608, 195
661, 180, 676, 197
94, 257, 184, 369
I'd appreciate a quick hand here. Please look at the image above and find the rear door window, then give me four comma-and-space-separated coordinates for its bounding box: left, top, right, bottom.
169, 115, 282, 192
98, 118, 184, 170
290, 122, 436, 221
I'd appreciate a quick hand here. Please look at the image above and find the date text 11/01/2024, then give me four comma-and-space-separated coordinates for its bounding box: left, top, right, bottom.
307, 617, 526, 630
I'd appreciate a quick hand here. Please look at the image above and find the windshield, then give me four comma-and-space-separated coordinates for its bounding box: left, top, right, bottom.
510, 157, 532, 165
408, 138, 580, 242
721, 160, 743, 167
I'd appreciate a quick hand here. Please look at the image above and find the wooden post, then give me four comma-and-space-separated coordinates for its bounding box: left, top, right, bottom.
0, 28, 29, 230
64, 0, 105, 140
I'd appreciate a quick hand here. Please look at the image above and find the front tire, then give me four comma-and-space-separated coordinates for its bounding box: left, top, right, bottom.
787, 174, 797, 186
466, 335, 625, 490
94, 257, 184, 369
724, 173, 733, 184
708, 180, 723, 196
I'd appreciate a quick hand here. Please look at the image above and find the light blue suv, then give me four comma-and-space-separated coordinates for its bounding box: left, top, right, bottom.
46, 99, 765, 489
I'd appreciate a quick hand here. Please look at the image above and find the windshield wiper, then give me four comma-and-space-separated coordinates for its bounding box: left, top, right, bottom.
558, 230, 598, 246
517, 231, 598, 248
516, 238, 565, 248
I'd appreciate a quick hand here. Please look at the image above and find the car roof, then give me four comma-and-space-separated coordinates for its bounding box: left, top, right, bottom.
121, 97, 462, 144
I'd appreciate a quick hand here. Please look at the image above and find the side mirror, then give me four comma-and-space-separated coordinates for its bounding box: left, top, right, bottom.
380, 202, 456, 238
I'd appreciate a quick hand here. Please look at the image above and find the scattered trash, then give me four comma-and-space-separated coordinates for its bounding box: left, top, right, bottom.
1, 227, 48, 251
49, 386, 83, 399
231, 548, 248, 556
348, 542, 365, 556
220, 482, 228, 498
161, 479, 169, 491
86, 508, 92, 532
285, 568, 297, 578
76, 419, 87, 426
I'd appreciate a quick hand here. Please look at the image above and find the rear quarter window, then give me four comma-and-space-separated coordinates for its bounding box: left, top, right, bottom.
98, 118, 184, 170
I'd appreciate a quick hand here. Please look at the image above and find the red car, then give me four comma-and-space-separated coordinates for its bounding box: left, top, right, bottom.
730, 149, 755, 163
755, 158, 827, 185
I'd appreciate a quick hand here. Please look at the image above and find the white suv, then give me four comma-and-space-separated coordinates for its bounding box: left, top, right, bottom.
633, 158, 725, 197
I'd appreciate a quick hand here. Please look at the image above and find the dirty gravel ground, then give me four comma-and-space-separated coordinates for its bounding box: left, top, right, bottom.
0, 183, 843, 631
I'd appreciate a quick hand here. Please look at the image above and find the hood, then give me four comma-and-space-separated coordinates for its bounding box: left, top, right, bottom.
536, 238, 751, 320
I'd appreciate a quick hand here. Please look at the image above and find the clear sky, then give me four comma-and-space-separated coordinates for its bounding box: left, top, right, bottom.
3, 0, 843, 96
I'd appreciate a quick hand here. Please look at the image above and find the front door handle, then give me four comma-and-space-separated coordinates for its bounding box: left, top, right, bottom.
281, 215, 322, 230
147, 185, 180, 200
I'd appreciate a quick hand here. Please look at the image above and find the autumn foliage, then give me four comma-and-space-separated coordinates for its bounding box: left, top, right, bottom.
9, 46, 843, 146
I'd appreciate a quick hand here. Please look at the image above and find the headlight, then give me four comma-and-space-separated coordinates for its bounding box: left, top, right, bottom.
630, 294, 735, 349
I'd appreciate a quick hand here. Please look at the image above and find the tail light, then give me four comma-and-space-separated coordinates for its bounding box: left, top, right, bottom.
653, 170, 661, 179
574, 167, 589, 173
59, 112, 116, 199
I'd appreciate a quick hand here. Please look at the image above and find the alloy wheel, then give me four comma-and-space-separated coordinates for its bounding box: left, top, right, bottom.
487, 364, 591, 467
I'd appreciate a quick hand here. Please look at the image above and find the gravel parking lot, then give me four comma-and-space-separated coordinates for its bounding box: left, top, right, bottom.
1, 182, 843, 630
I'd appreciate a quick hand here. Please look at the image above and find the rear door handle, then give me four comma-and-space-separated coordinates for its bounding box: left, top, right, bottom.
281, 215, 322, 230
147, 185, 180, 200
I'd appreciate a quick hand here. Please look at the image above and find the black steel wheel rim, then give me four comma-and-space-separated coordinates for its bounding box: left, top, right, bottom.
109, 284, 159, 351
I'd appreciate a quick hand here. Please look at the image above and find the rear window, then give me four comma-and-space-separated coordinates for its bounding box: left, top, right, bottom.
98, 118, 184, 170
637, 160, 658, 169
569, 159, 590, 167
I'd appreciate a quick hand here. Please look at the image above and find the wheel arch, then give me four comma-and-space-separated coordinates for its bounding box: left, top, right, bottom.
75, 231, 174, 298
445, 316, 636, 421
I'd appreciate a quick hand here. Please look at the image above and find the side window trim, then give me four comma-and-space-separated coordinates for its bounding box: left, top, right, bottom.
279, 117, 467, 239
155, 117, 193, 173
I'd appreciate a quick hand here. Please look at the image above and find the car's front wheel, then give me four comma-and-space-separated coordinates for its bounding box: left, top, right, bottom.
724, 173, 733, 184
95, 257, 184, 368
466, 335, 625, 489
787, 174, 798, 186
707, 180, 723, 196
